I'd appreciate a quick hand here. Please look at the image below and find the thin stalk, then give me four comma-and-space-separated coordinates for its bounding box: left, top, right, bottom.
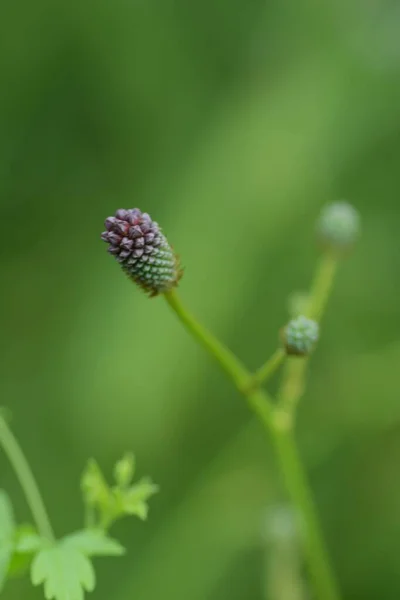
164, 290, 250, 392
306, 253, 338, 322
268, 419, 340, 600
278, 254, 339, 414
251, 348, 285, 390
0, 414, 55, 542
164, 290, 340, 600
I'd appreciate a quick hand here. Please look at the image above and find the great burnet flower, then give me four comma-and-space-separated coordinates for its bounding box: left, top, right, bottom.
281, 315, 319, 356
101, 208, 182, 295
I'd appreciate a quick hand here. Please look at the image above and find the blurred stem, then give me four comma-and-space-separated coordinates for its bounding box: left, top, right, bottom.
0, 414, 55, 541
269, 420, 340, 600
250, 347, 285, 390
278, 254, 339, 415
307, 253, 338, 322
163, 289, 340, 600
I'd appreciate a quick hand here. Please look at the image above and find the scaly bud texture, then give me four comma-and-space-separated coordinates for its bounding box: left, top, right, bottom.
316, 201, 360, 252
101, 209, 181, 295
282, 315, 319, 356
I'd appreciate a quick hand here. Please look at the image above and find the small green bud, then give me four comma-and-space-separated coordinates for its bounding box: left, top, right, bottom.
114, 453, 135, 488
316, 201, 360, 253
282, 315, 319, 356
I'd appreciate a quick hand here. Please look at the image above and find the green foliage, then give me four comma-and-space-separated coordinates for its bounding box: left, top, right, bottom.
30, 529, 126, 600
63, 530, 125, 557
81, 456, 159, 530
0, 454, 157, 599
31, 543, 95, 600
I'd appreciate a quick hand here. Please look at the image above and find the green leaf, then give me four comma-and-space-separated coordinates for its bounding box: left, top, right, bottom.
7, 525, 43, 579
7, 551, 32, 579
113, 453, 135, 488
0, 490, 16, 591
122, 478, 159, 520
81, 460, 110, 508
64, 530, 125, 557
31, 543, 95, 600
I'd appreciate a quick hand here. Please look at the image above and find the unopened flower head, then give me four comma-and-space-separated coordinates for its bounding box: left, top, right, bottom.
316, 201, 360, 253
282, 315, 319, 356
101, 208, 182, 295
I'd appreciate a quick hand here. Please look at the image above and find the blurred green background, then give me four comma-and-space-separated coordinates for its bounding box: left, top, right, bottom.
1, 0, 400, 598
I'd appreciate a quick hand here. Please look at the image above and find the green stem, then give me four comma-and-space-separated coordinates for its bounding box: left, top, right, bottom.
306, 253, 338, 321
163, 290, 340, 600
278, 253, 339, 414
251, 348, 285, 390
164, 290, 250, 392
269, 419, 340, 600
0, 414, 55, 542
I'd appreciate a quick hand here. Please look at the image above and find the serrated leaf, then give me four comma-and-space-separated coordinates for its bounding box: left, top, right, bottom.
0, 490, 16, 591
122, 478, 159, 520
31, 543, 95, 600
64, 530, 125, 557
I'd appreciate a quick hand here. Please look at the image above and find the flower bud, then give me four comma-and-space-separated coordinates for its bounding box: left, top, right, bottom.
282, 315, 319, 356
316, 201, 360, 253
101, 208, 182, 295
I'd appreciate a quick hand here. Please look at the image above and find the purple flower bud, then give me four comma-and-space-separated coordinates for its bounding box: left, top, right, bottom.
120, 237, 133, 250
115, 221, 129, 235
108, 232, 122, 245
101, 208, 182, 295
129, 225, 143, 238
105, 217, 116, 230
115, 209, 129, 220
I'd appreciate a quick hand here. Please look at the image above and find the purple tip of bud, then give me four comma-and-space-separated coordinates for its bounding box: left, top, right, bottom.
121, 237, 133, 250
128, 208, 142, 222
105, 217, 116, 230
101, 207, 183, 295
108, 232, 122, 245
115, 209, 129, 220
115, 222, 129, 235
129, 225, 143, 239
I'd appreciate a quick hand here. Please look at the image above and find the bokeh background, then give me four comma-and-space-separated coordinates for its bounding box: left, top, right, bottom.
1, 0, 400, 598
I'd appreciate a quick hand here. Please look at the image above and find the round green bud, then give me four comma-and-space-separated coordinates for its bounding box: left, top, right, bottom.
282, 315, 319, 356
316, 201, 360, 253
